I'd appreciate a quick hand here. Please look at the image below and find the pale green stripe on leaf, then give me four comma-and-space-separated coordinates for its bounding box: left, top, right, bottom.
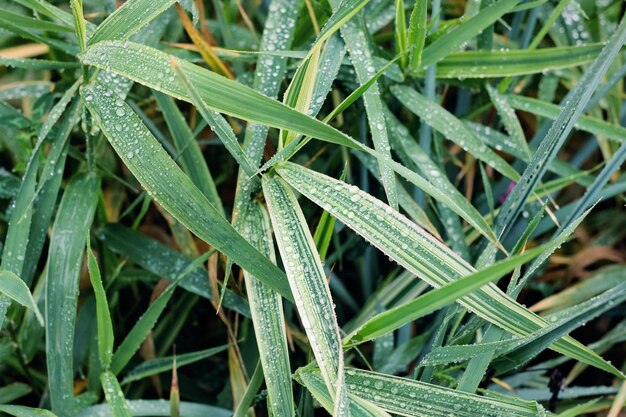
80, 41, 358, 150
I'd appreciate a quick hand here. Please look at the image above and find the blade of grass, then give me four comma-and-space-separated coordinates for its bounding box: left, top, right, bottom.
276, 162, 623, 378
81, 80, 293, 302
0, 271, 43, 326
45, 173, 100, 417
262, 175, 348, 415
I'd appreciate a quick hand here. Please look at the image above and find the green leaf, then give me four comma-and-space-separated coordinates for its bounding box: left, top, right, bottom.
170, 63, 256, 177
80, 41, 359, 150
239, 202, 294, 417
0, 405, 57, 417
81, 80, 292, 302
45, 173, 100, 417
275, 162, 622, 378
88, 0, 177, 45
99, 224, 250, 316
391, 85, 519, 180
297, 365, 546, 417
431, 44, 604, 78
0, 270, 43, 326
419, 0, 519, 69
122, 343, 230, 384
154, 91, 224, 214
407, 0, 427, 72
86, 235, 114, 370
343, 244, 557, 347
109, 251, 213, 375
100, 371, 132, 417
262, 175, 349, 415
76, 400, 231, 417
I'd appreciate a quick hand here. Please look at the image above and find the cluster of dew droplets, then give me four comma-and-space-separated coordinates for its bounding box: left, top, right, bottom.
560, 1, 591, 46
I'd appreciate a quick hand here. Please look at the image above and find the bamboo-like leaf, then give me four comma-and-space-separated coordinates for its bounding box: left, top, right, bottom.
122, 343, 230, 384
101, 371, 132, 417
493, 15, 626, 242
88, 0, 177, 45
431, 44, 604, 78
487, 84, 531, 159
262, 175, 349, 415
240, 202, 294, 417
275, 162, 622, 378
0, 405, 57, 417
394, 0, 407, 67
45, 173, 100, 417
391, 85, 519, 180
0, 271, 43, 326
419, 0, 519, 69
330, 0, 398, 209
505, 94, 626, 143
80, 41, 359, 150
76, 400, 231, 417
407, 0, 426, 72
297, 365, 546, 417
295, 366, 390, 417
81, 80, 293, 301
86, 235, 114, 370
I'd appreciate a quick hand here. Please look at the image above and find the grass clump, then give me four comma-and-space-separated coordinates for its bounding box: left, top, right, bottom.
0, 0, 625, 416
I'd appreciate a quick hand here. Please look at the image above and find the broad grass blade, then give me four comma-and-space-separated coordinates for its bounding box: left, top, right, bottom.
262, 175, 348, 415
81, 81, 292, 302
45, 173, 100, 417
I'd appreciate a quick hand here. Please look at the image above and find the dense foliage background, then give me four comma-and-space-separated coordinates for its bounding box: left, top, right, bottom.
0, 0, 625, 416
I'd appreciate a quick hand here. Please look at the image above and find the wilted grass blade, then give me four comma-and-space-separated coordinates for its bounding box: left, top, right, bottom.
81, 81, 293, 301
45, 173, 100, 417
262, 175, 348, 415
